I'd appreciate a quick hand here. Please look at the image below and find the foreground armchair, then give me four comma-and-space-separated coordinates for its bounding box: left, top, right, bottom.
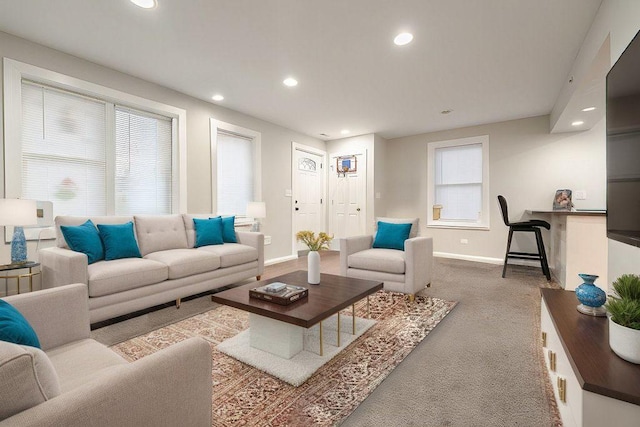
0, 284, 212, 426
340, 218, 433, 300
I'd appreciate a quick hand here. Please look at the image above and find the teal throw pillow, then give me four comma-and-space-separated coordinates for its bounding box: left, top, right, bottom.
221, 216, 237, 243
0, 300, 40, 348
194, 217, 224, 247
60, 220, 104, 264
372, 221, 412, 251
97, 222, 142, 260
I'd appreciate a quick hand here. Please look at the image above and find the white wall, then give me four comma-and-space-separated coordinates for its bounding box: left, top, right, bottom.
386, 115, 606, 262
0, 30, 325, 265
565, 0, 640, 288
373, 134, 388, 220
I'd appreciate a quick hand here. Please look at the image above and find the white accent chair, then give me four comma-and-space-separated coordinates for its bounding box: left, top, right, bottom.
340, 218, 433, 300
0, 284, 212, 426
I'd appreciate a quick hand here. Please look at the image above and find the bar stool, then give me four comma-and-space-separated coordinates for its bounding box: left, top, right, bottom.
497, 195, 551, 280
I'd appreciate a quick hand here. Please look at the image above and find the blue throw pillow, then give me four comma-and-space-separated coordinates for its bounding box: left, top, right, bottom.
372, 221, 412, 251
97, 222, 142, 260
221, 216, 237, 243
60, 220, 104, 264
194, 217, 224, 247
0, 300, 40, 348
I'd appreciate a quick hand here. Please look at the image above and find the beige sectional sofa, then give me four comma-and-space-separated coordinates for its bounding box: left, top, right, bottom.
39, 214, 264, 324
0, 284, 212, 426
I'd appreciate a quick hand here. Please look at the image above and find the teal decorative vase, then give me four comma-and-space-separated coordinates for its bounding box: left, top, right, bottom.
575, 273, 607, 316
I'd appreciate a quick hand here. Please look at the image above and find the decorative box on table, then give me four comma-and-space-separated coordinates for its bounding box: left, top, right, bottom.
249, 282, 308, 305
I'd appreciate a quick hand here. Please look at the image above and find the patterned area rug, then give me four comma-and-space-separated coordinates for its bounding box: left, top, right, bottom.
111, 291, 457, 426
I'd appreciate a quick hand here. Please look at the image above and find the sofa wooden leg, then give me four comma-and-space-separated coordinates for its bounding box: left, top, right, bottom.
408, 294, 415, 302
176, 298, 181, 309
256, 275, 261, 281
427, 283, 431, 288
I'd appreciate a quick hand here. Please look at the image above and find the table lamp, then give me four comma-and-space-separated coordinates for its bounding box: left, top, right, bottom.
246, 201, 266, 232
0, 199, 38, 264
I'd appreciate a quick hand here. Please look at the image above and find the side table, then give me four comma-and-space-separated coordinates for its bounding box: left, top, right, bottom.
0, 261, 41, 296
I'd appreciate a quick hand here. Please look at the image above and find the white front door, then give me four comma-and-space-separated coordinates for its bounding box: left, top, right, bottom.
293, 147, 325, 251
329, 152, 366, 239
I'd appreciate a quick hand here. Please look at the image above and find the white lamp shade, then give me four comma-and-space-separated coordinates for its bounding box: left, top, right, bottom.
246, 201, 266, 219
0, 199, 38, 226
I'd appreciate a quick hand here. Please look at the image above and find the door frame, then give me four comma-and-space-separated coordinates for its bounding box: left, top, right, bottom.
291, 142, 327, 257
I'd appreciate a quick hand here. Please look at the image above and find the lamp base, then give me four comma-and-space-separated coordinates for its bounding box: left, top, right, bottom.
11, 226, 28, 264
251, 221, 261, 232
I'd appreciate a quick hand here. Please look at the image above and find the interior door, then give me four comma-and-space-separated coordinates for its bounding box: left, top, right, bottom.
329, 152, 366, 239
293, 149, 324, 250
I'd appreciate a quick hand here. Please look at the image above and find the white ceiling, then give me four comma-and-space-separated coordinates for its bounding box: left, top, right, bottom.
0, 0, 603, 140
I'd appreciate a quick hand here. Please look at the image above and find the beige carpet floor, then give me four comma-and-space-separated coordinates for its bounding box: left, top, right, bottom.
92, 252, 561, 426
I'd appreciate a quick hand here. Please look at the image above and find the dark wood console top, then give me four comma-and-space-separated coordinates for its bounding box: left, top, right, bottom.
541, 288, 640, 406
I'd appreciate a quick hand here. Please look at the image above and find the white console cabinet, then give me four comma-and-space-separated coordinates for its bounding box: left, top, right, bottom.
541, 289, 640, 427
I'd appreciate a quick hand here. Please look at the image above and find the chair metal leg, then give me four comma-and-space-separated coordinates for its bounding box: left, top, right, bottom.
502, 228, 514, 278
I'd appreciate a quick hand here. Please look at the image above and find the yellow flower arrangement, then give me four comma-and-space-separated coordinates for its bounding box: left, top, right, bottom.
296, 230, 333, 251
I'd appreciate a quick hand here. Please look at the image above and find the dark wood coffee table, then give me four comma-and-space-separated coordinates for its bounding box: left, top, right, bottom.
211, 270, 383, 358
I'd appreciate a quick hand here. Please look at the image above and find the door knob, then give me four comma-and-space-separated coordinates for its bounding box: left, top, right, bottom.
295, 207, 299, 211
356, 208, 361, 212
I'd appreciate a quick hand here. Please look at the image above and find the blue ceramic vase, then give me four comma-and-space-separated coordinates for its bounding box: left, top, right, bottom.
575, 273, 607, 316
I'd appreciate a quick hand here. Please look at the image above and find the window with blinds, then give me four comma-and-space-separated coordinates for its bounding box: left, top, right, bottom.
216, 131, 254, 216
115, 108, 172, 215
20, 81, 173, 217
434, 143, 483, 221
21, 83, 107, 216
427, 135, 490, 229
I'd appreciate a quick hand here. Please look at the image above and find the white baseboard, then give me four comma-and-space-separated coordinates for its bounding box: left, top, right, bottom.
434, 252, 503, 265
265, 254, 298, 266
434, 252, 547, 268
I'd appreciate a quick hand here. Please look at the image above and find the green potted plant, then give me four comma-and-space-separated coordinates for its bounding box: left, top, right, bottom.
605, 273, 640, 364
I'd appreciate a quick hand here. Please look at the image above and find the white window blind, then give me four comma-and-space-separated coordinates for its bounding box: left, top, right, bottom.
434, 143, 483, 221
115, 108, 172, 215
21, 82, 107, 216
217, 131, 254, 216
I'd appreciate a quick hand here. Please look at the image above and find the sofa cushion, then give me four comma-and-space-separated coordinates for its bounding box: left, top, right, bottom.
375, 217, 420, 238
46, 338, 126, 393
145, 249, 221, 280
194, 217, 224, 247
373, 221, 411, 251
197, 243, 258, 268
97, 222, 142, 260
134, 215, 188, 257
0, 341, 60, 420
221, 216, 238, 243
60, 220, 105, 264
0, 300, 40, 348
55, 215, 134, 249
87, 258, 169, 297
348, 248, 406, 274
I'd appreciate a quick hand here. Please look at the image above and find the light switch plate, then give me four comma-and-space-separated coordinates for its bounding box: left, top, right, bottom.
574, 190, 587, 200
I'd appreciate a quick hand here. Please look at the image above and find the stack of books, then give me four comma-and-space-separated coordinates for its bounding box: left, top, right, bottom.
250, 282, 308, 305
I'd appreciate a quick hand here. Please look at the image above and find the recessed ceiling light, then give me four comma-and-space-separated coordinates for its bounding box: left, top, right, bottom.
340, 129, 350, 135
394, 32, 414, 46
572, 121, 584, 126
283, 77, 298, 87
212, 94, 224, 102
130, 0, 157, 9
441, 109, 453, 114
581, 107, 596, 112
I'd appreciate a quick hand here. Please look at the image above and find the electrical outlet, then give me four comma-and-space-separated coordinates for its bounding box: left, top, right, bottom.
264, 236, 272, 245
460, 238, 468, 244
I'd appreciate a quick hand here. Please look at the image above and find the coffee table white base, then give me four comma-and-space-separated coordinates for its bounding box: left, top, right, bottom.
249, 313, 304, 359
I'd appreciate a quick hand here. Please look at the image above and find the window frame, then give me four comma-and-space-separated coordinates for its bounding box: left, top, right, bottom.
2, 58, 187, 215
209, 118, 261, 224
427, 135, 490, 230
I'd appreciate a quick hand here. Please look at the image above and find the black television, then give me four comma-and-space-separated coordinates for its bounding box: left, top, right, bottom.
606, 29, 640, 248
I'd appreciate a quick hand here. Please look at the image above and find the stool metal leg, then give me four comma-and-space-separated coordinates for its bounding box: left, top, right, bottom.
534, 228, 551, 280
502, 228, 514, 278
